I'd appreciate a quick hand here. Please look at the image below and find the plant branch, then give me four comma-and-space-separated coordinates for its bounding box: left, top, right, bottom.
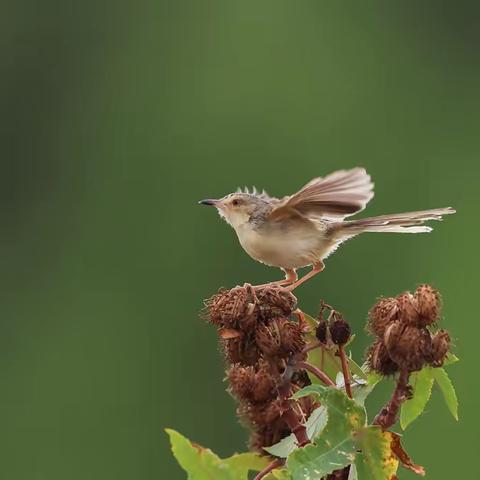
373, 369, 410, 429
297, 361, 336, 387
302, 340, 323, 354
254, 458, 285, 480
282, 408, 309, 447
337, 345, 352, 398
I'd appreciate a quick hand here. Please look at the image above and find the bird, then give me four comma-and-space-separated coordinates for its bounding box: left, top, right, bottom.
199, 168, 455, 290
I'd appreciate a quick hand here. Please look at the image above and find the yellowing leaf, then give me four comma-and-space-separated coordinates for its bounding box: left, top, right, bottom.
355, 427, 399, 480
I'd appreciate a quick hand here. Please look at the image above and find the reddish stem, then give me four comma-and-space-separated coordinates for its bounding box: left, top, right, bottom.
373, 369, 410, 429
338, 345, 353, 398
254, 458, 285, 480
297, 361, 336, 387
282, 408, 309, 447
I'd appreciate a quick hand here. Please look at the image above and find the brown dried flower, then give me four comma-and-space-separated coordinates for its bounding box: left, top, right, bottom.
426, 330, 451, 367
315, 319, 328, 343
396, 292, 419, 326
206, 286, 257, 328
227, 361, 277, 403
366, 340, 399, 376
384, 323, 431, 372
414, 284, 441, 327
255, 317, 305, 357
367, 297, 399, 337
330, 315, 351, 346
222, 337, 260, 366
254, 287, 297, 321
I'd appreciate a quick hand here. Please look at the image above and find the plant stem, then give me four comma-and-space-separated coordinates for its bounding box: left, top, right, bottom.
254, 458, 285, 480
373, 369, 410, 429
337, 345, 352, 398
282, 408, 309, 447
297, 361, 336, 387
303, 340, 323, 354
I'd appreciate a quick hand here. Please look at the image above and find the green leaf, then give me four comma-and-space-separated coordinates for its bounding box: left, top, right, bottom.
444, 353, 459, 366
346, 353, 368, 381
264, 407, 328, 458
264, 469, 292, 480
400, 368, 434, 430
431, 367, 459, 420
354, 427, 398, 480
166, 429, 269, 479
287, 386, 366, 479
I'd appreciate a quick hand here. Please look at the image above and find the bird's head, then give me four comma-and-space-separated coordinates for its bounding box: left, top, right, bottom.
199, 191, 269, 229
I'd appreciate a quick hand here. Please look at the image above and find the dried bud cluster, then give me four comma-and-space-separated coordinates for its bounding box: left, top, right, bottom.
205, 285, 313, 452
315, 311, 351, 346
366, 284, 451, 375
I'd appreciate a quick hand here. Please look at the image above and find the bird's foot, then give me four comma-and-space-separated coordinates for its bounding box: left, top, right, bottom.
286, 261, 325, 291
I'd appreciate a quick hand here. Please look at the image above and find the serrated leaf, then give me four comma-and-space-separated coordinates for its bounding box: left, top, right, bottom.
336, 373, 380, 406
166, 429, 269, 479
354, 427, 399, 480
444, 353, 459, 366
400, 368, 434, 430
287, 386, 366, 479
431, 367, 459, 420
264, 407, 328, 458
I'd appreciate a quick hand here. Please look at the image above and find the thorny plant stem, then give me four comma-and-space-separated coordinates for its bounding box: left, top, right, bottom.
276, 363, 311, 449
254, 458, 285, 480
373, 369, 410, 429
297, 361, 336, 387
337, 345, 353, 398
282, 409, 309, 447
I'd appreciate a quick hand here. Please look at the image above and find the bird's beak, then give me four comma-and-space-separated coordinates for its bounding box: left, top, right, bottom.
198, 199, 219, 206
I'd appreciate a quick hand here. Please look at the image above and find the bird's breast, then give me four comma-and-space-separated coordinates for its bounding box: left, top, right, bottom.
236, 223, 328, 269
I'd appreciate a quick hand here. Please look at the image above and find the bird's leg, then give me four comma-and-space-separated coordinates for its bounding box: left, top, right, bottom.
253, 269, 298, 288
286, 261, 325, 291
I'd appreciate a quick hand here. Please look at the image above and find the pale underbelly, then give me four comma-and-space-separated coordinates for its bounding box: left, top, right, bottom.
237, 228, 334, 269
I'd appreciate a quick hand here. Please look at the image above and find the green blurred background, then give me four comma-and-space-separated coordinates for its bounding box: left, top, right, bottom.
1, 1, 478, 478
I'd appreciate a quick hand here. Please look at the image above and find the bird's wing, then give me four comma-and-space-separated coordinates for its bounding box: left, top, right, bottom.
268, 167, 374, 221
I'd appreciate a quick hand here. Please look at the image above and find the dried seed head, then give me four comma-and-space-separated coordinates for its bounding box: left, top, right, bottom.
227, 365, 255, 401
315, 319, 328, 343
366, 340, 399, 376
249, 423, 289, 452
252, 361, 277, 403
255, 317, 305, 357
396, 292, 419, 326
427, 330, 451, 367
414, 284, 441, 327
206, 286, 256, 328
330, 315, 351, 346
227, 361, 276, 403
384, 323, 431, 372
240, 398, 284, 426
222, 337, 260, 366
255, 287, 297, 320
367, 297, 399, 337
291, 369, 312, 389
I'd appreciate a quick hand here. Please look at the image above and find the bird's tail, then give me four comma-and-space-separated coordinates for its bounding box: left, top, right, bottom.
331, 207, 456, 238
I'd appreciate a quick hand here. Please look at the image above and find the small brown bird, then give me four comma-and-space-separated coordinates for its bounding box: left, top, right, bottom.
199, 168, 455, 290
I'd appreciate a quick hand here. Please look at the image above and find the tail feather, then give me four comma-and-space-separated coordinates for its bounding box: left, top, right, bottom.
331, 207, 455, 237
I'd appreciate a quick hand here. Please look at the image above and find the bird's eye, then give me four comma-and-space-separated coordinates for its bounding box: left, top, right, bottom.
232, 199, 240, 206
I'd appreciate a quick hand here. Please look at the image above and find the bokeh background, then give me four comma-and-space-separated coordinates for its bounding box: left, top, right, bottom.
1, 1, 479, 478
